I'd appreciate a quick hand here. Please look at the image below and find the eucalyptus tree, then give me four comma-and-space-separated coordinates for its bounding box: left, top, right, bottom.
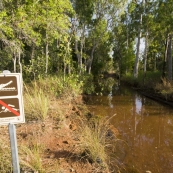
0, 0, 23, 72
112, 8, 136, 77
29, 0, 74, 76
123, 0, 159, 78
128, 0, 145, 78
154, 0, 173, 80
71, 0, 127, 75
0, 0, 74, 78
70, 0, 94, 74
86, 0, 127, 74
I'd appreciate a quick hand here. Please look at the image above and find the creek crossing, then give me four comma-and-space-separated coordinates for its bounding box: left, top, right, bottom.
86, 80, 173, 173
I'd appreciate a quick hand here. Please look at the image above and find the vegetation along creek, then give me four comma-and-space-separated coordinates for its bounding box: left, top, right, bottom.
85, 78, 173, 173
1, 0, 173, 172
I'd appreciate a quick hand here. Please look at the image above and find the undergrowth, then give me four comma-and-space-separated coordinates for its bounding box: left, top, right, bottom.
1, 74, 122, 173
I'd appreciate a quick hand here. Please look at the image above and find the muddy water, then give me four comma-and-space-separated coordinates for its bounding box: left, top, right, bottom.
86, 83, 173, 173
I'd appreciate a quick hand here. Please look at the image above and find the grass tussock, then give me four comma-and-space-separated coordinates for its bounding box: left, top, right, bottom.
20, 144, 45, 173
79, 115, 118, 171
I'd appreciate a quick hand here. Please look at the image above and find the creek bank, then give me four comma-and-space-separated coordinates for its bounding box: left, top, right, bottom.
121, 80, 173, 107
0, 94, 120, 173
138, 89, 173, 107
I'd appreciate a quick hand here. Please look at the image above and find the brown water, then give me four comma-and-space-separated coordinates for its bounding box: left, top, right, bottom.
86, 84, 173, 173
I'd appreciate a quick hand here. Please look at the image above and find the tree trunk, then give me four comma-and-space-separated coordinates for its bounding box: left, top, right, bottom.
13, 53, 16, 73
80, 38, 84, 74
133, 13, 142, 78
45, 33, 49, 74
167, 34, 172, 80
144, 31, 148, 77
31, 46, 35, 79
162, 36, 169, 78
133, 1, 144, 78
88, 45, 97, 74
154, 53, 156, 71
18, 50, 22, 74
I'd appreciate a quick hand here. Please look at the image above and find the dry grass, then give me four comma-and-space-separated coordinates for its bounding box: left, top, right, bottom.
0, 139, 12, 173
19, 144, 45, 173
24, 82, 50, 121
155, 77, 173, 99
79, 115, 118, 172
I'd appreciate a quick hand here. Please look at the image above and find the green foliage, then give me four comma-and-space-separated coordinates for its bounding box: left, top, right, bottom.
121, 71, 162, 88
74, 0, 94, 23
81, 73, 95, 94
1, 0, 172, 82
23, 56, 46, 80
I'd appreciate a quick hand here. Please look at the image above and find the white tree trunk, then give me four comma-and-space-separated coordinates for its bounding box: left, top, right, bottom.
133, 13, 142, 78
45, 33, 49, 74
167, 34, 172, 80
88, 46, 96, 74
133, 0, 144, 78
144, 31, 148, 75
13, 53, 16, 73
18, 50, 22, 74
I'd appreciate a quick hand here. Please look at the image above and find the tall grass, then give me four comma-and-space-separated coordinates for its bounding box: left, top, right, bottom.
20, 144, 45, 173
24, 74, 84, 121
79, 115, 117, 171
24, 82, 50, 121
0, 139, 12, 173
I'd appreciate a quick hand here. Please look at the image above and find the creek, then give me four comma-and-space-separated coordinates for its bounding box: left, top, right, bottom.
85, 78, 173, 173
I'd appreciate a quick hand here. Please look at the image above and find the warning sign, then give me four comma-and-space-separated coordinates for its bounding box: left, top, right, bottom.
0, 73, 25, 125
0, 76, 18, 96
0, 98, 20, 117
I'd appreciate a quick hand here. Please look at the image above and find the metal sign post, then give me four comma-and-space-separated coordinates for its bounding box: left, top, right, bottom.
0, 70, 25, 173
9, 123, 20, 173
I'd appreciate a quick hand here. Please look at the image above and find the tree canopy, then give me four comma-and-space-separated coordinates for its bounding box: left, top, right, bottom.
0, 0, 172, 81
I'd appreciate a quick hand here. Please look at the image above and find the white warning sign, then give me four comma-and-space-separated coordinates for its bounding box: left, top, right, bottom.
0, 73, 25, 125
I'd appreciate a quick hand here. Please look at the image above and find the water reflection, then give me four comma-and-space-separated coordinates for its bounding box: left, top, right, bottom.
86, 79, 173, 173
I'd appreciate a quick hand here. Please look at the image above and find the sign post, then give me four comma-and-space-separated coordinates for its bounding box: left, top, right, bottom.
9, 123, 20, 173
0, 71, 25, 173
